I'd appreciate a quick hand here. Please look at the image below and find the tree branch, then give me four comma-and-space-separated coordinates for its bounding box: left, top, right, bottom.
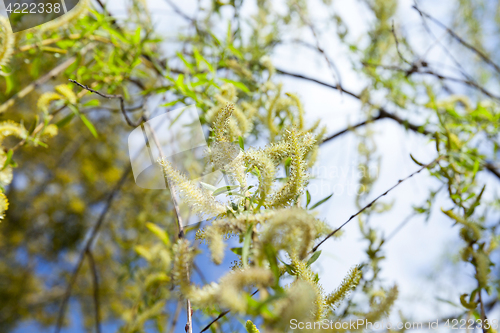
86, 250, 102, 333
69, 79, 144, 127
54, 167, 130, 333
199, 290, 259, 333
412, 5, 500, 76
276, 68, 500, 181
312, 156, 442, 252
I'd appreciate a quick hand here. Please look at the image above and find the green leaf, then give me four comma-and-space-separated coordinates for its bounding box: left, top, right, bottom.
82, 99, 100, 107
102, 25, 128, 43
306, 250, 321, 267
410, 154, 424, 166
283, 262, 295, 275
79, 114, 98, 138
459, 293, 478, 310
263, 243, 280, 286
213, 185, 240, 196
227, 44, 243, 59
160, 99, 180, 108
133, 26, 141, 44
193, 47, 214, 72
306, 190, 311, 208
4, 73, 14, 94
177, 52, 194, 71
1, 149, 13, 171
242, 224, 253, 268
230, 247, 242, 256
134, 245, 152, 261
55, 113, 75, 128
309, 193, 333, 210
219, 78, 250, 93
238, 136, 245, 150
146, 222, 170, 246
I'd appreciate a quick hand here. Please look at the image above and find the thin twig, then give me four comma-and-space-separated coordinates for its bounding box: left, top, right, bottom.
294, 5, 343, 93
199, 310, 230, 333
412, 5, 500, 75
199, 290, 259, 333
69, 79, 144, 127
477, 282, 488, 333
312, 156, 442, 252
86, 250, 102, 333
361, 62, 500, 101
142, 121, 193, 333
54, 167, 130, 333
391, 21, 412, 66
168, 301, 183, 333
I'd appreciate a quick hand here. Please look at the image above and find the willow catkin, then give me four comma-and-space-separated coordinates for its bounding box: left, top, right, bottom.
38, 0, 89, 32
325, 266, 362, 309
159, 158, 226, 218
0, 17, 14, 68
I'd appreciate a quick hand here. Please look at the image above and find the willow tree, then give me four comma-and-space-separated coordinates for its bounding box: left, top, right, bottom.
0, 0, 498, 332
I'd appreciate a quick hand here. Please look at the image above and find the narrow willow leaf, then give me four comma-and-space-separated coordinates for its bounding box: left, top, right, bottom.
79, 114, 98, 138
82, 99, 100, 107
213, 185, 240, 196
56, 113, 75, 128
263, 243, 280, 285
230, 247, 242, 255
238, 136, 245, 150
410, 153, 424, 166
220, 78, 250, 93
146, 222, 170, 246
309, 193, 333, 210
1, 149, 13, 171
306, 250, 321, 267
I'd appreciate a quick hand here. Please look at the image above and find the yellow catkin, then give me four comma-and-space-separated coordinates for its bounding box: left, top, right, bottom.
266, 84, 282, 142
0, 17, 14, 68
197, 210, 279, 264
37, 92, 62, 113
41, 124, 59, 139
268, 129, 307, 208
171, 239, 195, 294
325, 266, 362, 309
258, 208, 319, 259
0, 192, 8, 220
364, 285, 398, 323
55, 84, 77, 104
187, 267, 274, 313
242, 149, 275, 203
273, 279, 318, 329
245, 320, 261, 333
213, 103, 234, 142
0, 121, 28, 146
290, 255, 326, 320
39, 0, 89, 32
285, 93, 305, 130
159, 158, 226, 218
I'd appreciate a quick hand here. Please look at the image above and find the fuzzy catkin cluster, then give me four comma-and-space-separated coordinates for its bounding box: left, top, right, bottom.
325, 266, 362, 309
159, 157, 226, 219
38, 0, 90, 32
0, 17, 14, 69
152, 80, 386, 331
187, 267, 274, 313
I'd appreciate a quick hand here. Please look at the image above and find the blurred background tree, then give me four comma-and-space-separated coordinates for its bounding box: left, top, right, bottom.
0, 0, 498, 332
